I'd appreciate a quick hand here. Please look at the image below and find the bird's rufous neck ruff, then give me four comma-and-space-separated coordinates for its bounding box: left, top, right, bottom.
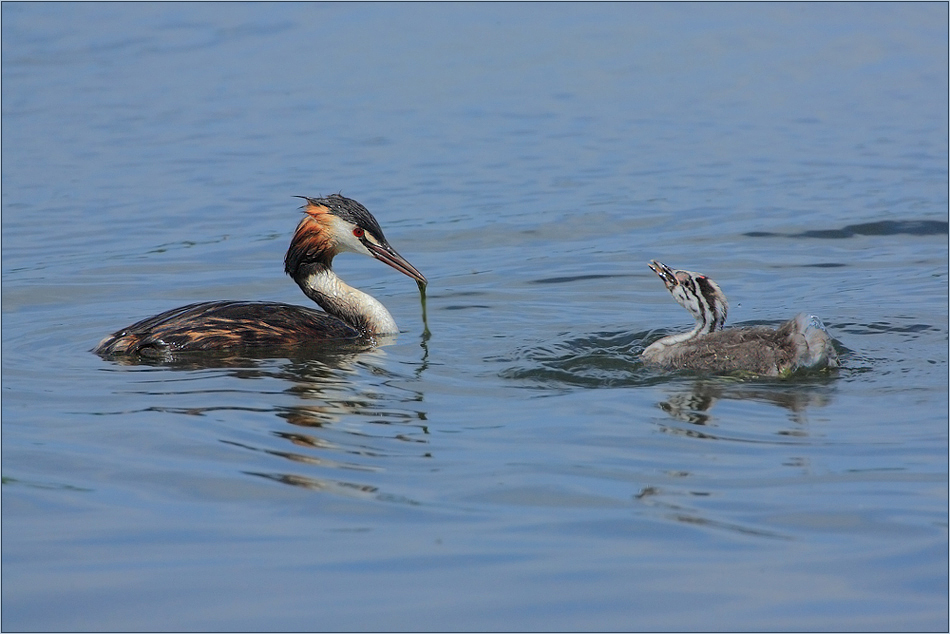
299, 266, 399, 336
284, 203, 336, 275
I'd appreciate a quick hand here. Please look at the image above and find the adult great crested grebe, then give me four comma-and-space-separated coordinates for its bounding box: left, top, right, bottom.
642, 260, 839, 376
94, 194, 427, 357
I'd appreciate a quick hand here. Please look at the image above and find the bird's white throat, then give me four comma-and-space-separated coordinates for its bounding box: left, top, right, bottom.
304, 268, 398, 335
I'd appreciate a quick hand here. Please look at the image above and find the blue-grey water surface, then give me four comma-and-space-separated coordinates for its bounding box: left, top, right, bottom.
2, 3, 948, 631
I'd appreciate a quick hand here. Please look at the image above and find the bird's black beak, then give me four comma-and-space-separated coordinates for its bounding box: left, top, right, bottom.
367, 241, 428, 287
648, 260, 677, 290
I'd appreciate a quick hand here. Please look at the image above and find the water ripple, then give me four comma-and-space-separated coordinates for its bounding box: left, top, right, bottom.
745, 219, 948, 239
494, 330, 649, 389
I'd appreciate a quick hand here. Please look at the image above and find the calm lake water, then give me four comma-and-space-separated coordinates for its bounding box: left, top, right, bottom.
2, 3, 947, 631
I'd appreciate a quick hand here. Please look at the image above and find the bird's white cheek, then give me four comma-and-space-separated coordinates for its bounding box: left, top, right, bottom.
329, 217, 373, 256
340, 232, 373, 256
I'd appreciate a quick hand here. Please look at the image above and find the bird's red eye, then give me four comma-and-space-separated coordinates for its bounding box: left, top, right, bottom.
353, 227, 364, 238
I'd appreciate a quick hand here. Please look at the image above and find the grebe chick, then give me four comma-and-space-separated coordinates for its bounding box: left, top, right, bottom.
642, 260, 838, 376
95, 194, 427, 357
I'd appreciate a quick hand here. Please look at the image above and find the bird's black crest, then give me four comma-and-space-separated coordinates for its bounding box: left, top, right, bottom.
296, 194, 387, 242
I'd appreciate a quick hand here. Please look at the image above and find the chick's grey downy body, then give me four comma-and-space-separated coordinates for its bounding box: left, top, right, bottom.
642, 260, 838, 376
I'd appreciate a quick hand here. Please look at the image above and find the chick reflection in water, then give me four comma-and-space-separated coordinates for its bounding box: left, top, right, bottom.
657, 380, 836, 428
642, 260, 839, 377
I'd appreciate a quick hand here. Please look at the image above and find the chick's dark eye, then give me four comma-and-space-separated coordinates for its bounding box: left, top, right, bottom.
352, 227, 364, 238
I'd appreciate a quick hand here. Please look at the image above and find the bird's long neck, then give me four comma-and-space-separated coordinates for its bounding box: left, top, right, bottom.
645, 299, 720, 354
296, 264, 398, 335
650, 321, 707, 351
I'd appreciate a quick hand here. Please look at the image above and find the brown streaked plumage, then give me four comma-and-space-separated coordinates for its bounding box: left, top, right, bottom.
94, 194, 427, 358
642, 260, 839, 376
